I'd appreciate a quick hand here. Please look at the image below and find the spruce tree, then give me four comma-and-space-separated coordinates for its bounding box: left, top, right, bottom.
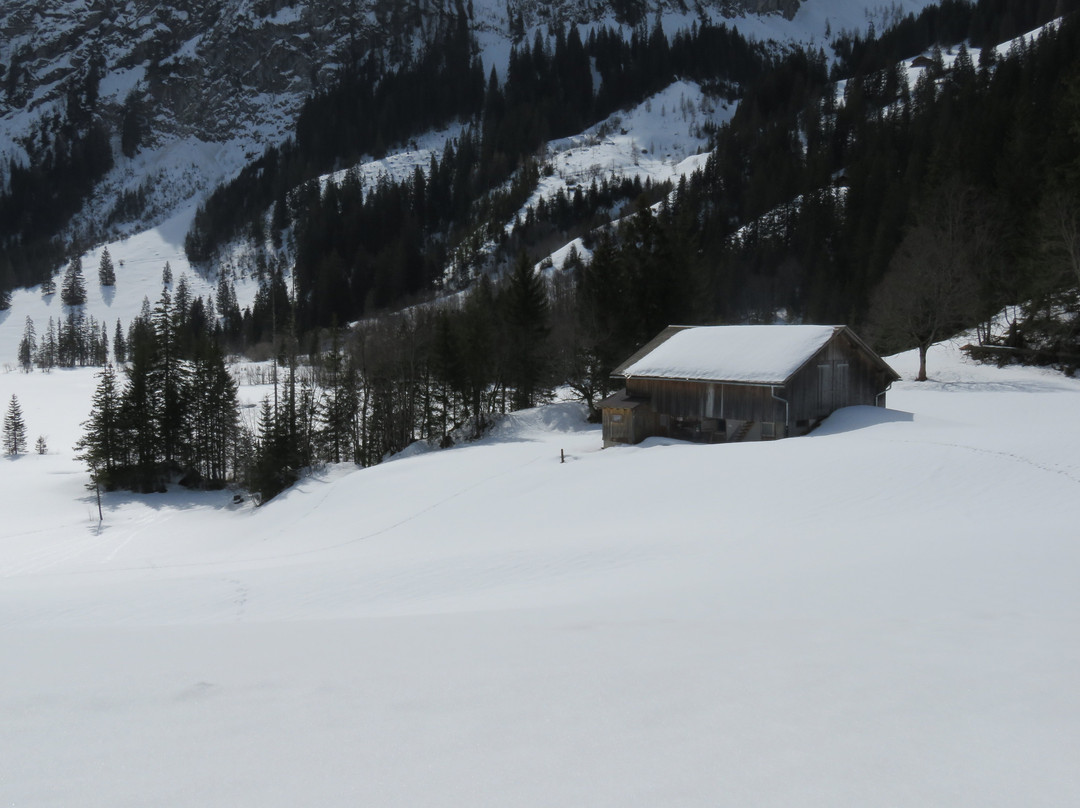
75, 364, 126, 489
98, 247, 116, 287
186, 344, 240, 486
320, 330, 360, 463
98, 321, 110, 366
3, 395, 28, 456
250, 395, 298, 503
18, 316, 35, 372
114, 318, 127, 363
152, 285, 189, 468
36, 317, 58, 370
61, 256, 87, 306
502, 252, 551, 410
123, 307, 162, 490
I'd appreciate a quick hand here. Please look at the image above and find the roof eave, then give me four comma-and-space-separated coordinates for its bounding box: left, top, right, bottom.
781, 325, 901, 384
624, 374, 787, 387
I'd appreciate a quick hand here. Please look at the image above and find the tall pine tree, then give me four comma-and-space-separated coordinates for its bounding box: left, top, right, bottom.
3, 395, 28, 456
114, 318, 127, 363
74, 364, 126, 488
503, 252, 551, 410
98, 247, 116, 287
61, 255, 87, 306
18, 317, 35, 372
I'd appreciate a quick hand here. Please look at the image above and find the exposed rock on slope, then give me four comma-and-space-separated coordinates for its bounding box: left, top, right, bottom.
0, 0, 801, 243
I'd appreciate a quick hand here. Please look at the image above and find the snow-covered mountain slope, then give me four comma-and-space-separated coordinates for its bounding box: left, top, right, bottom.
0, 73, 728, 343
0, 205, 264, 365
1, 337, 1079, 806
0, 0, 938, 247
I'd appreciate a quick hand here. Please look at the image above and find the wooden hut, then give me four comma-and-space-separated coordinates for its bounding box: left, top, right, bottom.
599, 325, 899, 447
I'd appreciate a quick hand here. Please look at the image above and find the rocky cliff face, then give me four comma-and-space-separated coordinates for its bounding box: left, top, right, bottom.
2, 0, 801, 144
0, 0, 802, 239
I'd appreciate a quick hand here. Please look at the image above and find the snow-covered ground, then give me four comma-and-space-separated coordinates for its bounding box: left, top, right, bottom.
2, 6, 1077, 803
521, 79, 730, 226
1, 330, 1079, 806
0, 203, 270, 366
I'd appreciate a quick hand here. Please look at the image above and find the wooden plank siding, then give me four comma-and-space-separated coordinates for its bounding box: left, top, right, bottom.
602, 405, 656, 447
603, 326, 897, 446
785, 332, 892, 430
626, 378, 786, 425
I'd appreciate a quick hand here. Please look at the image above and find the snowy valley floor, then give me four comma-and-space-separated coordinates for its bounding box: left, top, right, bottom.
1, 341, 1079, 807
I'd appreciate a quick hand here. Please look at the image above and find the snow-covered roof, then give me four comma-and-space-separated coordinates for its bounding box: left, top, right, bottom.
618, 325, 843, 385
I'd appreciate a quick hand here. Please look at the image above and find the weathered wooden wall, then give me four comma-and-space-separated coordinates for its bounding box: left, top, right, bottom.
785, 333, 890, 425
618, 331, 893, 442
626, 378, 786, 425
602, 404, 656, 447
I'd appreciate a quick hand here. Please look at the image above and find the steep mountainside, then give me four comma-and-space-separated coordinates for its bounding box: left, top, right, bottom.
1, 0, 800, 233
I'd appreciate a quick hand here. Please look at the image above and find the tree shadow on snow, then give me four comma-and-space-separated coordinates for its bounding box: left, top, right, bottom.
83, 485, 244, 514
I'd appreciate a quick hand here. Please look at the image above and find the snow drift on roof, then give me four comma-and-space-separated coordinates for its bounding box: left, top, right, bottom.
621, 325, 840, 384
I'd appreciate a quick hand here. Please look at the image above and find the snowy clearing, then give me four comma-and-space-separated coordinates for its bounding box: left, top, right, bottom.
1, 336, 1078, 807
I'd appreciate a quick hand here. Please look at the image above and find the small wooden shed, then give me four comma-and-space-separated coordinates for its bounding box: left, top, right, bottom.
599, 325, 899, 447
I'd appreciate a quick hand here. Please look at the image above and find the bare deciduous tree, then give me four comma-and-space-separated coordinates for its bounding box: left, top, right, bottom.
1038, 192, 1080, 290
870, 183, 990, 381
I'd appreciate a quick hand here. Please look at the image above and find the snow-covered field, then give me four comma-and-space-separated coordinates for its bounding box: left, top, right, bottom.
1, 333, 1079, 806
1, 5, 1076, 801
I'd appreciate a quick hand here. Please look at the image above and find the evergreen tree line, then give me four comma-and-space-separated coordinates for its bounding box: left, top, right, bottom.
185, 15, 773, 315
610, 7, 1080, 361
18, 312, 111, 371
18, 256, 208, 373
480, 20, 765, 178
0, 108, 113, 292
68, 252, 561, 503
76, 283, 241, 493
832, 0, 1078, 77
236, 211, 714, 503
505, 173, 672, 266
184, 17, 485, 264
243, 250, 557, 501
283, 132, 667, 331
241, 208, 720, 503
